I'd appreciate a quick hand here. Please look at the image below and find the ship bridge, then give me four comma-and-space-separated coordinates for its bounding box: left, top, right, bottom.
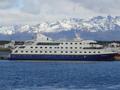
35, 33, 52, 42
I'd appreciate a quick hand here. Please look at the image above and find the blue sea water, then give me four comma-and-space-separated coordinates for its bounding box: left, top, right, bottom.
0, 61, 120, 90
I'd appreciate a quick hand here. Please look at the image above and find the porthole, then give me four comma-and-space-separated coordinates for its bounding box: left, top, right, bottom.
98, 51, 100, 53
75, 51, 77, 53
61, 47, 63, 49
15, 50, 18, 53
75, 47, 77, 49
84, 51, 87, 53
70, 47, 73, 49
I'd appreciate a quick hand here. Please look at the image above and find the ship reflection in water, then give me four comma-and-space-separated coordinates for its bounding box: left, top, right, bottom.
0, 61, 120, 90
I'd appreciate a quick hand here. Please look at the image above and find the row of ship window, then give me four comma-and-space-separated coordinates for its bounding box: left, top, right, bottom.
36, 42, 83, 45
30, 46, 83, 49
61, 42, 82, 45
15, 50, 101, 54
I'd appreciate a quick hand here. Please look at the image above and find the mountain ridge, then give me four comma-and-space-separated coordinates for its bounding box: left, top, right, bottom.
0, 16, 120, 40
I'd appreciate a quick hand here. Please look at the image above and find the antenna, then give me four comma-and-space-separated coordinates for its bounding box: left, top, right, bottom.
32, 26, 42, 40
74, 30, 82, 40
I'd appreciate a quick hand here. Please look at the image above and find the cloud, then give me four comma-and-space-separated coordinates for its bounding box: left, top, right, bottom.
21, 0, 41, 14
0, 0, 119, 24
19, 0, 103, 17
0, 0, 18, 9
71, 0, 120, 15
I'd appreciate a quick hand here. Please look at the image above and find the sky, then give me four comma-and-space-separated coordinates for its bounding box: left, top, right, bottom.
0, 0, 120, 24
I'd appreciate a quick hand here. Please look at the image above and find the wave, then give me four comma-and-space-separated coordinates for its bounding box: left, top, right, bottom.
107, 84, 120, 89
9, 86, 97, 90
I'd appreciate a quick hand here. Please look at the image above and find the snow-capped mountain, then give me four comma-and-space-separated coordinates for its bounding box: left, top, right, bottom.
0, 16, 120, 40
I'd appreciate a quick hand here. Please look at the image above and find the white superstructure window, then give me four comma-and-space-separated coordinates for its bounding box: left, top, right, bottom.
84, 51, 87, 53
79, 51, 82, 53
49, 47, 52, 49
56, 47, 59, 49
21, 51, 23, 53
65, 47, 68, 49
19, 46, 25, 48
65, 51, 68, 53
75, 47, 77, 49
75, 51, 77, 53
98, 51, 100, 53
15, 50, 18, 53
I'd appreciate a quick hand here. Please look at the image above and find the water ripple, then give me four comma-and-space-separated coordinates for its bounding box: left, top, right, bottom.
0, 61, 120, 90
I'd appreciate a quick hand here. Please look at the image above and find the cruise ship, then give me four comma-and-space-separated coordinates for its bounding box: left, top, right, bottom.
10, 33, 117, 61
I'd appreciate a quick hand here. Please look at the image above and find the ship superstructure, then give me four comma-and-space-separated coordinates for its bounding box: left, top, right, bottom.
10, 33, 117, 61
